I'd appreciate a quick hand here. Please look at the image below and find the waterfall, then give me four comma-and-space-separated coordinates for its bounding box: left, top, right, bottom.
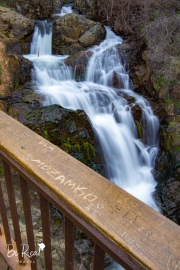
30, 20, 53, 56
52, 4, 73, 17
24, 14, 159, 211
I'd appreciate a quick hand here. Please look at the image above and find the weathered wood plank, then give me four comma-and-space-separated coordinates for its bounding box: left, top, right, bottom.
0, 111, 180, 270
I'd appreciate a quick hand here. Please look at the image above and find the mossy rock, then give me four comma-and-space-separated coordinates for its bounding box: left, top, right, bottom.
9, 102, 103, 174
135, 120, 142, 138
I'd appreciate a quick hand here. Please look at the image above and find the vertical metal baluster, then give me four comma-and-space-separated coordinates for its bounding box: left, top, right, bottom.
40, 194, 52, 270
92, 244, 105, 270
2, 160, 24, 263
0, 175, 12, 248
65, 217, 74, 270
20, 176, 37, 270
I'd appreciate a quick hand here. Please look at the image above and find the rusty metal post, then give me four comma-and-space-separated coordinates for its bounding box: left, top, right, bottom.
92, 244, 105, 270
40, 194, 52, 270
0, 176, 12, 248
65, 217, 74, 270
2, 160, 23, 263
20, 176, 37, 270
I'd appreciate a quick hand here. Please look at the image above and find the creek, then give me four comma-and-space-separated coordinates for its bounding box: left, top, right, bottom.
24, 6, 159, 211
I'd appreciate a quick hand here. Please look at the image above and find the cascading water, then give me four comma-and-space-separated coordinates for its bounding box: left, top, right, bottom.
52, 4, 72, 17
24, 12, 159, 211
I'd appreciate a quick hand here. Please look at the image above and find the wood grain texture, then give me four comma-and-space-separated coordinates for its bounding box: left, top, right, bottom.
0, 111, 180, 270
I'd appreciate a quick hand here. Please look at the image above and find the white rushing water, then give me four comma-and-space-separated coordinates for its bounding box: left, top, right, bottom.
24, 14, 159, 211
52, 4, 72, 17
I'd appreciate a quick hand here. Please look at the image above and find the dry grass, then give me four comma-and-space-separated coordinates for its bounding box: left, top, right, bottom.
79, 0, 180, 86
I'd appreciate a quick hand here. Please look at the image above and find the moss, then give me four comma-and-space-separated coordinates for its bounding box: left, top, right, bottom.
176, 146, 180, 152
135, 120, 143, 138
14, 82, 20, 90
169, 122, 176, 125
0, 166, 4, 175
155, 76, 164, 90
63, 137, 72, 152
0, 2, 8, 7
177, 101, 180, 108
4, 32, 9, 38
63, 138, 95, 160
82, 141, 96, 160
43, 130, 49, 140
166, 98, 174, 105
0, 65, 3, 74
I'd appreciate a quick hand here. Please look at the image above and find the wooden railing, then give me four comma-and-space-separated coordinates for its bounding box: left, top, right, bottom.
0, 110, 180, 270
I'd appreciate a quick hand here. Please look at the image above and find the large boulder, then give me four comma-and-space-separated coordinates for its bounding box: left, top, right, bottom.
18, 56, 33, 86
0, 6, 35, 54
65, 50, 93, 81
8, 84, 103, 174
52, 13, 105, 55
79, 24, 106, 47
2, 0, 55, 20
0, 42, 20, 98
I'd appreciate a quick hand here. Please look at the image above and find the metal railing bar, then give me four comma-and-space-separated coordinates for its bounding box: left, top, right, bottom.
0, 178, 12, 247
2, 160, 24, 263
39, 194, 52, 270
65, 217, 74, 270
92, 244, 105, 270
0, 152, 144, 270
19, 176, 38, 270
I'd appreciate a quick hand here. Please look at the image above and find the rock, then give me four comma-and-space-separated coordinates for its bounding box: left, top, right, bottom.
155, 177, 180, 225
160, 122, 180, 160
73, 0, 97, 19
0, 85, 10, 98
132, 64, 150, 86
18, 56, 33, 85
2, 0, 54, 20
8, 89, 103, 173
0, 6, 35, 54
52, 13, 105, 54
74, 238, 113, 269
65, 50, 93, 81
131, 104, 142, 122
155, 150, 180, 225
0, 42, 20, 98
79, 24, 106, 47
0, 100, 7, 112
8, 82, 42, 112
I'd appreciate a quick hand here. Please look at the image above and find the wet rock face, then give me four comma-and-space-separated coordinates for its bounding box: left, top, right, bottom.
153, 123, 180, 225
65, 50, 93, 81
160, 122, 180, 161
79, 24, 106, 47
155, 151, 180, 225
0, 6, 35, 54
18, 56, 33, 86
2, 0, 54, 20
8, 84, 103, 174
52, 13, 106, 55
0, 42, 20, 98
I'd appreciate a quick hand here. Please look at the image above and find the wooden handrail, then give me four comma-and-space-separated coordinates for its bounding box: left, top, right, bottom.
0, 110, 180, 270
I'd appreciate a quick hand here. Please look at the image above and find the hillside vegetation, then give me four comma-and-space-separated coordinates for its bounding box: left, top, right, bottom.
75, 0, 180, 88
